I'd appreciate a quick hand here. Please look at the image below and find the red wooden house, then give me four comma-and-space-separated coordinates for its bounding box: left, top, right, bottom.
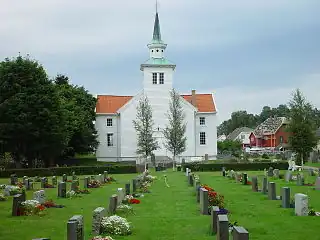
249, 117, 290, 150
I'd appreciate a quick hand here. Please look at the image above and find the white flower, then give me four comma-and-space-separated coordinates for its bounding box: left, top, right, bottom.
21, 200, 40, 208
101, 215, 131, 235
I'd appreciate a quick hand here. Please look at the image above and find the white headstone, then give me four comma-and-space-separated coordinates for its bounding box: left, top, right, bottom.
315, 177, 320, 190
186, 168, 189, 176
294, 193, 308, 216
117, 188, 125, 205
4, 186, 11, 196
33, 190, 46, 204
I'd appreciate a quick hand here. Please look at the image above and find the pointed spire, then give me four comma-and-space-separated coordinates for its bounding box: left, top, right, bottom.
152, 11, 162, 43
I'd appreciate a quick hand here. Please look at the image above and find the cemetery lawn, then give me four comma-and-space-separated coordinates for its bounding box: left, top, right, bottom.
0, 170, 319, 240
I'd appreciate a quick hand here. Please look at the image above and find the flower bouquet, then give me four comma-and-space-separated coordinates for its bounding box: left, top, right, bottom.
116, 204, 134, 216
105, 176, 116, 183
20, 200, 45, 216
76, 189, 90, 194
44, 183, 55, 188
88, 180, 101, 188
42, 199, 65, 208
122, 195, 141, 204
101, 215, 131, 236
66, 190, 79, 198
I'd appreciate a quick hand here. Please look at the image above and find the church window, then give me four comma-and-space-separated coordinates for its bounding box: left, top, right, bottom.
156, 49, 159, 52
162, 50, 164, 52
200, 132, 206, 145
199, 117, 205, 125
159, 73, 164, 84
152, 73, 157, 84
106, 118, 113, 127
107, 133, 114, 146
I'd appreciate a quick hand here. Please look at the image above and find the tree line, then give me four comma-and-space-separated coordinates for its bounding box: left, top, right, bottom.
0, 56, 98, 168
218, 103, 320, 136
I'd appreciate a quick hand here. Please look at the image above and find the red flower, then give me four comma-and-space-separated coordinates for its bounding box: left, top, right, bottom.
37, 205, 45, 211
129, 198, 140, 204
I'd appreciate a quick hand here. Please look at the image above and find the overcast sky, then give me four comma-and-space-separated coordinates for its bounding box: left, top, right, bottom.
1, 0, 320, 123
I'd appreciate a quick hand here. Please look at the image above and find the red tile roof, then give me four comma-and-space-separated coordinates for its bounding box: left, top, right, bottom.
96, 93, 216, 114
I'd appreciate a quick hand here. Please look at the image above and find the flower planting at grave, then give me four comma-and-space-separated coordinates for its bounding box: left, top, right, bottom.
116, 204, 134, 216
136, 170, 156, 193
0, 193, 7, 201
200, 184, 226, 211
66, 190, 78, 198
122, 194, 141, 204
20, 200, 46, 216
88, 180, 101, 188
43, 183, 54, 188
3, 185, 24, 196
42, 199, 65, 208
75, 188, 90, 194
101, 215, 131, 236
91, 236, 114, 240
105, 176, 116, 183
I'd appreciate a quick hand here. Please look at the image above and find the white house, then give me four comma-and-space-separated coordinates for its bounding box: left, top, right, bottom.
95, 10, 218, 163
226, 127, 253, 148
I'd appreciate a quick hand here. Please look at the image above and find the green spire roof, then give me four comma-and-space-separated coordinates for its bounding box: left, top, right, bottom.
152, 12, 162, 43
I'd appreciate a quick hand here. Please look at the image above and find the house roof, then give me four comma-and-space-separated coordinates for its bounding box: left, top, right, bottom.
96, 93, 216, 114
254, 117, 287, 137
226, 127, 253, 141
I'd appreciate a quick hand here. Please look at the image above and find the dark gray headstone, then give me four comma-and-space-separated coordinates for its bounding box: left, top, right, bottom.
10, 174, 18, 185
108, 194, 118, 215
281, 187, 291, 208
62, 174, 67, 182
268, 182, 276, 200
84, 177, 89, 189
67, 215, 84, 240
24, 178, 31, 190
125, 183, 130, 195
267, 167, 274, 177
58, 182, 67, 198
12, 194, 23, 216
92, 207, 105, 235
196, 184, 200, 203
211, 206, 220, 235
297, 174, 304, 186
188, 174, 194, 186
199, 187, 209, 215
242, 173, 248, 185
232, 226, 249, 240
251, 176, 258, 192
132, 179, 137, 193
217, 214, 229, 240
262, 177, 268, 194
41, 177, 46, 188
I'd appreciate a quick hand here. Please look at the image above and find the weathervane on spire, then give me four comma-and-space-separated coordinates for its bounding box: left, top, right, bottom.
156, 0, 158, 13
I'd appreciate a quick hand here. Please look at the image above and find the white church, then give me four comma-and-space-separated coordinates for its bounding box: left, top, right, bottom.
95, 10, 218, 163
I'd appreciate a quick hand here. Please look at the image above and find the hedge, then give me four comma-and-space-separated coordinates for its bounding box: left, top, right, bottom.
183, 161, 288, 172
0, 165, 137, 178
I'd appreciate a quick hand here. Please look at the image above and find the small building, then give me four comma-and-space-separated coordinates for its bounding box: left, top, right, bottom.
226, 127, 253, 148
249, 117, 290, 150
217, 134, 226, 142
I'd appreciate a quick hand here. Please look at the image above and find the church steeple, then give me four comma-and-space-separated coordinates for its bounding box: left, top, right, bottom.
152, 12, 162, 43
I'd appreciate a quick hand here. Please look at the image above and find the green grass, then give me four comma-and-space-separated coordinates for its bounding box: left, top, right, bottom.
0, 170, 319, 240
305, 162, 320, 168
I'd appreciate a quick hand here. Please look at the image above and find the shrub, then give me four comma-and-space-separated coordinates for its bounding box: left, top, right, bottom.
0, 165, 137, 178
183, 161, 288, 172
261, 153, 269, 159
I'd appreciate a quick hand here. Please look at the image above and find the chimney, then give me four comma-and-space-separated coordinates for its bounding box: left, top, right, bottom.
191, 89, 196, 107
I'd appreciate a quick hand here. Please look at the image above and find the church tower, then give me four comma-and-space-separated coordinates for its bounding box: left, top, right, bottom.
140, 9, 176, 156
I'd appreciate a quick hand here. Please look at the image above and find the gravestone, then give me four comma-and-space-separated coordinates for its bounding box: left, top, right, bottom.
267, 167, 274, 177
285, 171, 292, 182
10, 174, 18, 185
24, 178, 32, 190
295, 193, 308, 216
273, 169, 280, 178
262, 177, 268, 194
92, 207, 105, 235
117, 188, 125, 205
199, 187, 209, 215
268, 182, 276, 200
72, 172, 77, 181
185, 168, 189, 176
315, 177, 320, 190
217, 214, 229, 240
222, 167, 226, 177
33, 190, 46, 204
41, 178, 46, 188
58, 182, 67, 198
210, 206, 220, 234
308, 169, 315, 176
251, 176, 258, 192
52, 176, 57, 186
242, 173, 248, 185
108, 194, 118, 215
188, 174, 194, 186
98, 174, 103, 183
132, 179, 137, 193
281, 187, 291, 208
62, 174, 67, 182
103, 171, 108, 182
235, 172, 240, 183
67, 215, 84, 240
12, 194, 24, 216
232, 226, 249, 240
71, 181, 78, 191
84, 177, 89, 189
125, 183, 130, 195
296, 174, 304, 186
